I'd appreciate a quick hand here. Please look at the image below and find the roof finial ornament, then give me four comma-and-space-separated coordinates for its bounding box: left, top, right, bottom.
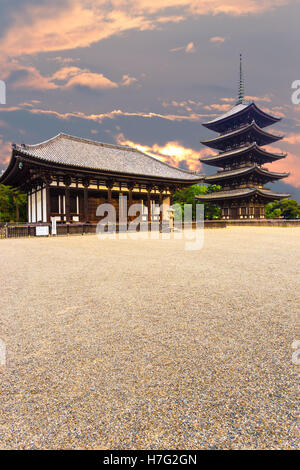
237, 53, 245, 105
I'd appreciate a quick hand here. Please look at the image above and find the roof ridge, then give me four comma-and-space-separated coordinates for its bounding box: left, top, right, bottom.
19, 132, 138, 152
58, 133, 138, 152
15, 133, 62, 150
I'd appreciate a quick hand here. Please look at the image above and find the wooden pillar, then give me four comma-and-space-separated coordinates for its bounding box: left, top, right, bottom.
64, 176, 71, 223
119, 191, 123, 220
83, 178, 90, 222
84, 187, 88, 222
106, 180, 114, 203
65, 186, 70, 222
127, 183, 134, 222
128, 183, 134, 207
147, 186, 152, 223
30, 191, 32, 223
159, 189, 163, 224
107, 186, 113, 204
35, 189, 38, 223
41, 185, 44, 222
46, 183, 51, 223
128, 189, 133, 207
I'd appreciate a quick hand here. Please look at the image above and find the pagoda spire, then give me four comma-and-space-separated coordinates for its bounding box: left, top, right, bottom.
237, 53, 245, 104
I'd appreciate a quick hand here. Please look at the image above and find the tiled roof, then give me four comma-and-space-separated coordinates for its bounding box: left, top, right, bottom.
196, 187, 291, 200
203, 103, 249, 124
202, 102, 281, 128
14, 133, 202, 181
204, 165, 289, 181
200, 143, 286, 163
201, 121, 283, 147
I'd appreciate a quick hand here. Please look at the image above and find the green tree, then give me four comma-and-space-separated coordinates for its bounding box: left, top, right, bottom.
0, 184, 27, 223
173, 184, 221, 220
11, 188, 27, 222
0, 184, 12, 222
265, 199, 300, 219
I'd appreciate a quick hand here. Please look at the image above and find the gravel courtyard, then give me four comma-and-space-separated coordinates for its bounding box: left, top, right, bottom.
0, 227, 299, 449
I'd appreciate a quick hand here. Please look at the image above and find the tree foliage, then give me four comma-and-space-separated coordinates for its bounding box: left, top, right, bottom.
173, 184, 222, 220
0, 185, 27, 223
265, 199, 300, 219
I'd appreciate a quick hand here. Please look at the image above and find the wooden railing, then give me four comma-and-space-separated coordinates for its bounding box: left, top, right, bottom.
10, 219, 300, 239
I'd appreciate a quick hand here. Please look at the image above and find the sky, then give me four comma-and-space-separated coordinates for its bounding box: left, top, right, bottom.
0, 0, 299, 200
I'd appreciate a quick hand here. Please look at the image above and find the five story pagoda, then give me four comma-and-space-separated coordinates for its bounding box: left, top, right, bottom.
197, 55, 290, 219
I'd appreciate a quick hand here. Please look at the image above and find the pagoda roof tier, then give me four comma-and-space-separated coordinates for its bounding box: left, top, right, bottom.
204, 165, 289, 184
200, 143, 287, 168
201, 121, 283, 151
202, 102, 281, 133
196, 187, 291, 201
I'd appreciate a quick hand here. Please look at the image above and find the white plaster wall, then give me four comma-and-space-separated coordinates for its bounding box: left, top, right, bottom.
32, 193, 36, 222
36, 189, 42, 222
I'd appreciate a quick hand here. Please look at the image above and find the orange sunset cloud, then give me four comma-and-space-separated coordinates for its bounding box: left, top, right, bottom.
210, 36, 226, 44
0, 1, 294, 61
0, 138, 12, 166
9, 65, 120, 91
0, 0, 295, 97
0, 104, 208, 124
116, 133, 213, 172
265, 143, 300, 188
64, 72, 118, 90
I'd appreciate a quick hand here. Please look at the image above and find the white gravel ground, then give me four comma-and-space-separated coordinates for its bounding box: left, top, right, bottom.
0, 227, 299, 449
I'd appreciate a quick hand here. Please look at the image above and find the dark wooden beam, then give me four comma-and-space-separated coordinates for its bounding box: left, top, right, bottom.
147, 185, 153, 223
65, 185, 71, 223
106, 180, 114, 203
82, 178, 90, 222
35, 189, 37, 223
30, 191, 32, 223
159, 189, 163, 224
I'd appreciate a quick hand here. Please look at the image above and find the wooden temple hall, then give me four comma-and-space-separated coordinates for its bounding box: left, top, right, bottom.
197, 55, 290, 219
0, 133, 202, 225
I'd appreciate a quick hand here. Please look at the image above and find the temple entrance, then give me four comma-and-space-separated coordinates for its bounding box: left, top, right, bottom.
254, 206, 260, 219
88, 196, 108, 222
230, 207, 238, 219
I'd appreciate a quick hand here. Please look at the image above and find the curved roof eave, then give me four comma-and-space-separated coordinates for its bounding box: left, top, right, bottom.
204, 165, 289, 182
202, 102, 281, 129
200, 143, 286, 164
0, 148, 18, 185
5, 147, 204, 185
195, 187, 291, 200
201, 121, 284, 147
